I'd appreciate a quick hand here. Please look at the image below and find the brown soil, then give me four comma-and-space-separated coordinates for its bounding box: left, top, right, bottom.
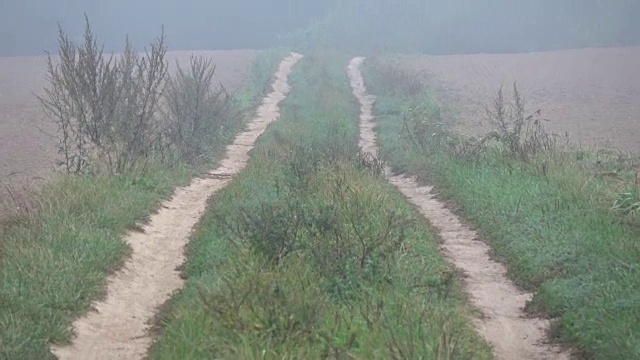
349, 56, 570, 360
50, 52, 303, 360
394, 47, 640, 153
0, 50, 259, 214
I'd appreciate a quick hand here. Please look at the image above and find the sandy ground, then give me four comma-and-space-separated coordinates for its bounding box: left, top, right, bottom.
0, 49, 258, 213
49, 52, 302, 360
349, 57, 570, 360
394, 47, 640, 153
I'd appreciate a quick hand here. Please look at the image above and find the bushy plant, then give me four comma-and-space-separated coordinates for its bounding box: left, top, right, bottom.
196, 251, 326, 349
305, 168, 412, 300
164, 56, 238, 164
38, 16, 168, 175
222, 196, 308, 266
483, 82, 563, 162
38, 16, 239, 174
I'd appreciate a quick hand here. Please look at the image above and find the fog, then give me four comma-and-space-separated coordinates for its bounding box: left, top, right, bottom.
1, 0, 638, 56
292, 0, 640, 54
0, 1, 332, 56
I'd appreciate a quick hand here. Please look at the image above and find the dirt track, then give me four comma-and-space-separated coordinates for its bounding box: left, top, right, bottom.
50, 52, 303, 360
0, 50, 258, 214
349, 56, 570, 360
395, 47, 640, 153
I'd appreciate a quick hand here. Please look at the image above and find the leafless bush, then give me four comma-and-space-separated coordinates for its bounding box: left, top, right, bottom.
482, 82, 562, 162
164, 56, 237, 164
37, 16, 168, 175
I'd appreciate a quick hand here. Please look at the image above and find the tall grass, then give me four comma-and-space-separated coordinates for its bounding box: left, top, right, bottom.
148, 50, 493, 359
0, 51, 283, 360
363, 56, 640, 359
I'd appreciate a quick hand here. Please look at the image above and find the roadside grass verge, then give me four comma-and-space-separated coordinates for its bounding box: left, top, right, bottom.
148, 50, 493, 359
0, 51, 283, 360
363, 56, 640, 359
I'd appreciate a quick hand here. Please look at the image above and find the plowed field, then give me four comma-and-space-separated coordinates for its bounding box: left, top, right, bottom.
396, 47, 640, 153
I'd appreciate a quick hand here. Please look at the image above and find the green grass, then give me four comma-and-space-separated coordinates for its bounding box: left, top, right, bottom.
0, 51, 283, 360
235, 49, 290, 111
148, 50, 493, 359
363, 56, 640, 360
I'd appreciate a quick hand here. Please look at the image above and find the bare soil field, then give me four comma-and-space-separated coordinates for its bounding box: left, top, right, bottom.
0, 50, 258, 210
395, 47, 640, 153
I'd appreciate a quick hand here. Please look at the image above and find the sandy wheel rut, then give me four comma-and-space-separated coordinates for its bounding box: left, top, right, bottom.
348, 56, 570, 360
51, 52, 303, 360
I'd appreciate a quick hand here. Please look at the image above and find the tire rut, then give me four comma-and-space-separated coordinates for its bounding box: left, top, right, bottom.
348, 56, 570, 360
50, 52, 303, 360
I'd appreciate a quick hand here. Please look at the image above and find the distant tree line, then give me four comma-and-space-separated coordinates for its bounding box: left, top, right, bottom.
286, 0, 640, 54
1, 0, 638, 56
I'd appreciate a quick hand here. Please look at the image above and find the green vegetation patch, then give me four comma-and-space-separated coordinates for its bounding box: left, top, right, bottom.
363, 56, 640, 360
0, 52, 282, 360
149, 50, 492, 359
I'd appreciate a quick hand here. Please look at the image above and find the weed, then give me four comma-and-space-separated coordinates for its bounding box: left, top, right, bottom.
400, 103, 448, 152
197, 252, 326, 348
37, 16, 169, 175
37, 16, 244, 175
221, 196, 307, 266
164, 56, 239, 165
483, 83, 564, 162
305, 167, 413, 300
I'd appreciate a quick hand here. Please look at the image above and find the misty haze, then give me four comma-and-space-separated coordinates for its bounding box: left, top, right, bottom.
1, 1, 639, 359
